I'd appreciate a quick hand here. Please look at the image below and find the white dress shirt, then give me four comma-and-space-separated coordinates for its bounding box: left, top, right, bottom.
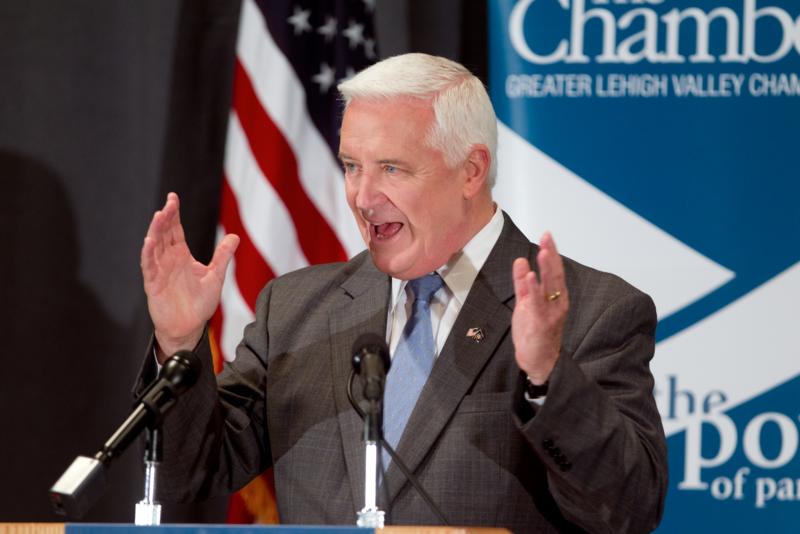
386, 207, 504, 358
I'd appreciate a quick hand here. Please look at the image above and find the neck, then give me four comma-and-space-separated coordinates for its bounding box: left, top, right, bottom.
440, 197, 496, 269
464, 195, 496, 244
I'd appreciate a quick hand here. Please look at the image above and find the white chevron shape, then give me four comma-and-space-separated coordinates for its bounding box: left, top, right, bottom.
652, 260, 800, 437
493, 121, 734, 319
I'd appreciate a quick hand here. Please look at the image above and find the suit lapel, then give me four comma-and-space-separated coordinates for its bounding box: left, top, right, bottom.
382, 213, 535, 504
328, 254, 390, 514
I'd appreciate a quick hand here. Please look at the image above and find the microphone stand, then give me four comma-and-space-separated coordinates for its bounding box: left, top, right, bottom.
347, 369, 449, 526
50, 350, 200, 519
356, 399, 385, 528
134, 426, 162, 525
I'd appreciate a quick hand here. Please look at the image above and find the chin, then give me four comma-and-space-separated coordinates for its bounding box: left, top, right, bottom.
367, 250, 407, 279
369, 254, 400, 277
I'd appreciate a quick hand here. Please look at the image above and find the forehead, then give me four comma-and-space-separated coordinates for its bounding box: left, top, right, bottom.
345, 95, 434, 119
339, 97, 435, 155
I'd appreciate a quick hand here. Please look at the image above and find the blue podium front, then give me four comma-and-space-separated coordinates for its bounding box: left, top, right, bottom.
67, 527, 367, 534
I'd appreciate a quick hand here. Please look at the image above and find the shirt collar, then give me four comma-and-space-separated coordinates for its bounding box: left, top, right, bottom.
389, 206, 505, 309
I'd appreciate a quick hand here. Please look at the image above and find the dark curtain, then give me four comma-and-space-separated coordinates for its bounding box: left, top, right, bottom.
0, 0, 484, 522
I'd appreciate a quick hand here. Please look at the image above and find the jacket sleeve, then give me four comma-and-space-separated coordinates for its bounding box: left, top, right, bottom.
512, 289, 668, 533
133, 281, 276, 502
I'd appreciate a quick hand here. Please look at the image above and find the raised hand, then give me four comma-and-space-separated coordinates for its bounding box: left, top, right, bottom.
140, 193, 239, 361
511, 232, 569, 385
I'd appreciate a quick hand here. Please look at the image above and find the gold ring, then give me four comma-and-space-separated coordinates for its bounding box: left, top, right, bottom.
547, 291, 561, 302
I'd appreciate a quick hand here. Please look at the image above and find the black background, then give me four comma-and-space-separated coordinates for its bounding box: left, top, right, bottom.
0, 0, 485, 523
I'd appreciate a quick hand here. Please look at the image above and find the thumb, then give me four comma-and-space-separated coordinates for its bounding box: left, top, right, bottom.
209, 233, 240, 278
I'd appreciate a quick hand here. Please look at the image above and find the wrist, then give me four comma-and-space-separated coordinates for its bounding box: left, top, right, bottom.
516, 347, 559, 386
154, 328, 204, 363
518, 359, 555, 386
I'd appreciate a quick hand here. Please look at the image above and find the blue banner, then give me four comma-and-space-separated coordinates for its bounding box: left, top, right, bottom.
489, 0, 800, 531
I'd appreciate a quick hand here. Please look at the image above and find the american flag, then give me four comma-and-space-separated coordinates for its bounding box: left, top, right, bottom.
209, 0, 376, 523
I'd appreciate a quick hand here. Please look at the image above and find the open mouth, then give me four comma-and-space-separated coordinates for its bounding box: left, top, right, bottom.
371, 222, 404, 240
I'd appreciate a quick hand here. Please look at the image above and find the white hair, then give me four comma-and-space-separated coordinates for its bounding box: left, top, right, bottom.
338, 53, 498, 186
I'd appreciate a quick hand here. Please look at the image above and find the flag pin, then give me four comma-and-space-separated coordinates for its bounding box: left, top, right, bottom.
466, 327, 485, 343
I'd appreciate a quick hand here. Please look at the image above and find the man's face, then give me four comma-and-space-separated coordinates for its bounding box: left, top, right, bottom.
339, 97, 472, 280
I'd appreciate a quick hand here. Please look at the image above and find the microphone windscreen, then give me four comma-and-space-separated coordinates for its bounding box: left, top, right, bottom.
352, 333, 390, 373
160, 349, 201, 393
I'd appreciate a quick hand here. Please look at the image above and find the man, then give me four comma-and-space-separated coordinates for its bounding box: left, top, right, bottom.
139, 53, 667, 533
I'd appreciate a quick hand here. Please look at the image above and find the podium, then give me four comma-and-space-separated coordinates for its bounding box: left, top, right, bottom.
0, 526, 511, 534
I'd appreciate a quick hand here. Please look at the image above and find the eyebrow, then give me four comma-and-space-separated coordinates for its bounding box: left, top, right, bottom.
337, 154, 410, 168
378, 159, 408, 166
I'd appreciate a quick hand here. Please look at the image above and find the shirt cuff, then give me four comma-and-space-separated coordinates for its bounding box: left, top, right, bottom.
524, 391, 546, 406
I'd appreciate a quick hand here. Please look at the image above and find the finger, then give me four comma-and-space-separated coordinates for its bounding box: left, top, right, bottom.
158, 193, 177, 225
537, 233, 567, 299
146, 194, 176, 242
539, 231, 560, 256
168, 198, 187, 247
162, 191, 179, 212
525, 269, 548, 314
538, 250, 567, 305
152, 211, 168, 258
164, 192, 185, 246
512, 257, 533, 300
144, 205, 163, 238
160, 194, 184, 245
140, 236, 157, 285
209, 233, 241, 278
144, 194, 179, 263
143, 210, 169, 261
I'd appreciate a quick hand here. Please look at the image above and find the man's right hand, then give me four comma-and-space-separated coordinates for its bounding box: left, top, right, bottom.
140, 192, 240, 363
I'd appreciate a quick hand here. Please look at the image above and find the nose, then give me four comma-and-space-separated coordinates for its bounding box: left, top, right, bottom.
354, 171, 388, 215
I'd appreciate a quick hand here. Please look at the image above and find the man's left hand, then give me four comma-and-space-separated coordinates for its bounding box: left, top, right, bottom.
511, 232, 569, 385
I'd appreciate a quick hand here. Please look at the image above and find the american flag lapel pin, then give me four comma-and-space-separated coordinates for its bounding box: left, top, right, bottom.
466, 327, 485, 344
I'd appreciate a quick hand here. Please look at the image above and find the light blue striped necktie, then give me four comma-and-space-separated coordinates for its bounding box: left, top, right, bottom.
382, 273, 444, 468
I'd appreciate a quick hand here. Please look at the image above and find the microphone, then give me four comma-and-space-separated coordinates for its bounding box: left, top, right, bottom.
351, 334, 391, 526
347, 334, 449, 525
96, 350, 201, 463
49, 350, 201, 519
352, 333, 391, 402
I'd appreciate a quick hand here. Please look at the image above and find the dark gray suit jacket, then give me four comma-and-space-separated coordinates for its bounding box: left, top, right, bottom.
138, 214, 667, 533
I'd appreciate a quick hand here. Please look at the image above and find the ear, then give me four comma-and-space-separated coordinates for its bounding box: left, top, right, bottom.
462, 144, 491, 199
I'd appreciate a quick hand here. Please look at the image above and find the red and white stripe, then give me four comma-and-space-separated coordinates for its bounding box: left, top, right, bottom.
213, 0, 363, 363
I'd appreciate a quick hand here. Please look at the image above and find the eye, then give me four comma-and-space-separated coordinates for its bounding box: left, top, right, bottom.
342, 162, 358, 174
383, 164, 397, 174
